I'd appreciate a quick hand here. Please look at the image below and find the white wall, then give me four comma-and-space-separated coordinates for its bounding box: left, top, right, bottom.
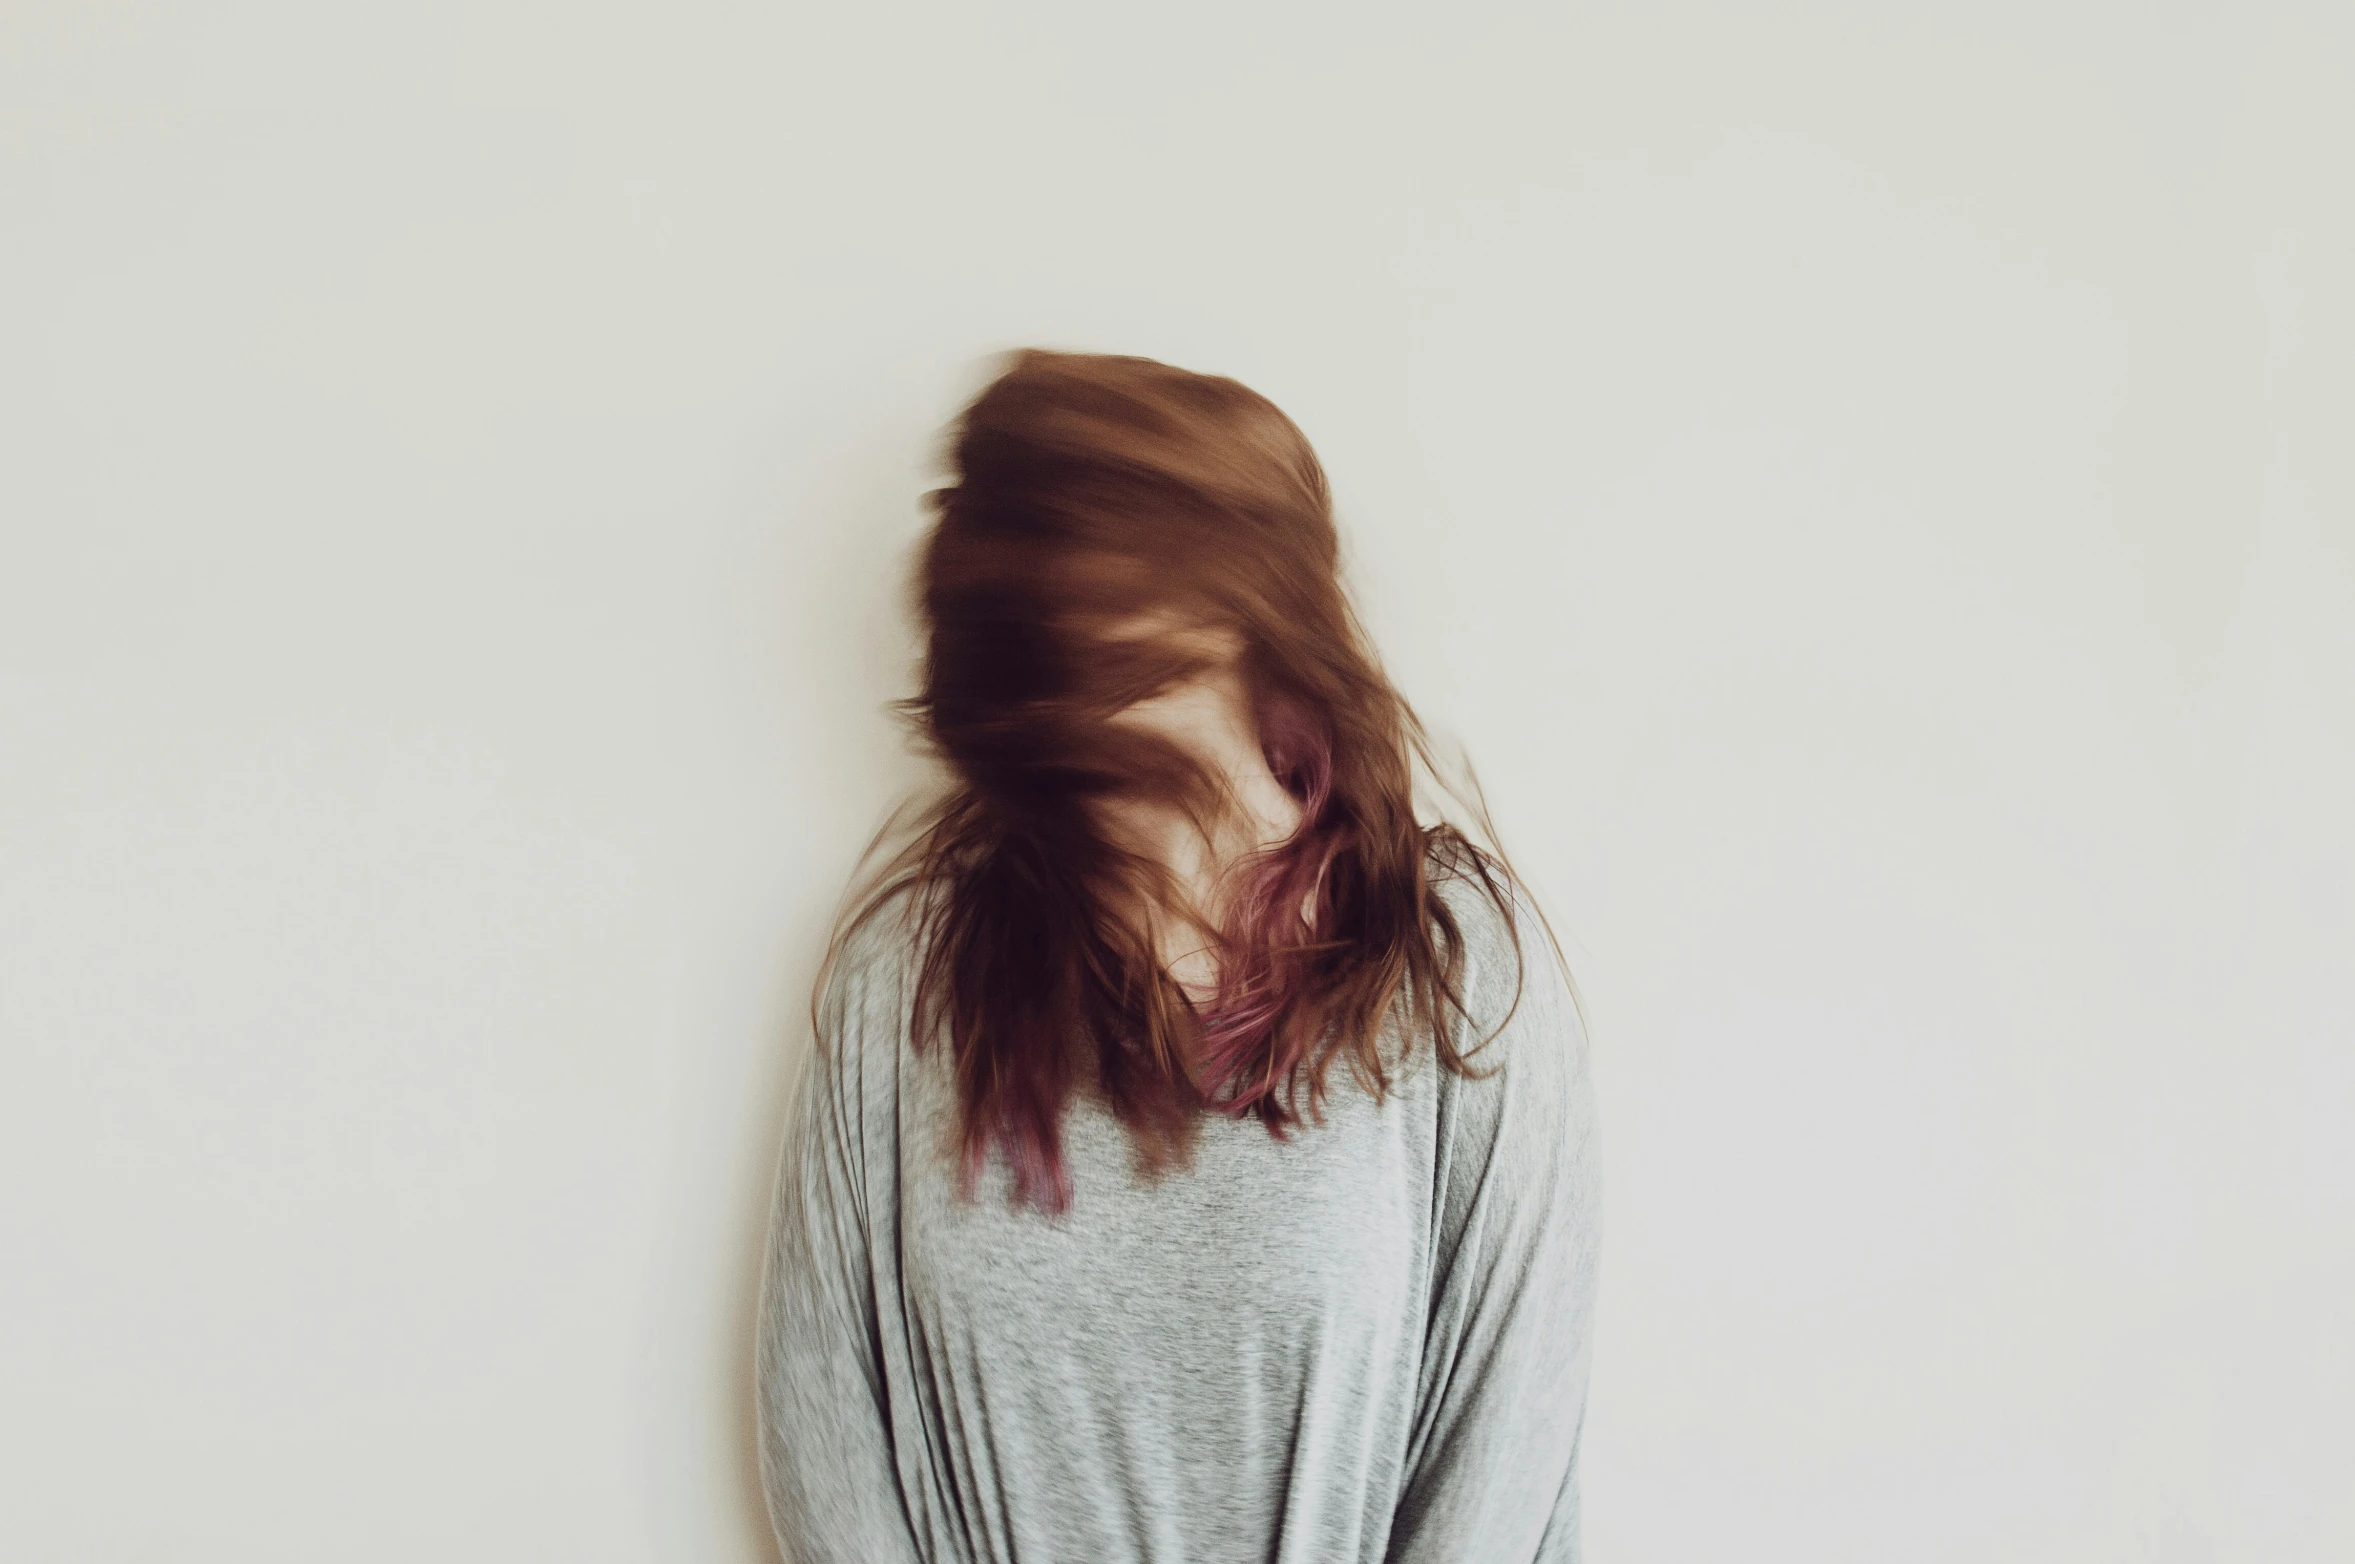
5, 4, 2348, 1559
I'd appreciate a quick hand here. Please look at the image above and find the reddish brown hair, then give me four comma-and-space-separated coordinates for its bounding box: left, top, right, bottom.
831, 349, 1531, 1210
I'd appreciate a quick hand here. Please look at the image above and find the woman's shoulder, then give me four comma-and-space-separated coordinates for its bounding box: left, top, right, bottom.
1421, 836, 1585, 1082
810, 879, 934, 1077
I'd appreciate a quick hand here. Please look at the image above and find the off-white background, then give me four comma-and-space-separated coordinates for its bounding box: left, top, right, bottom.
4, 3, 2349, 1560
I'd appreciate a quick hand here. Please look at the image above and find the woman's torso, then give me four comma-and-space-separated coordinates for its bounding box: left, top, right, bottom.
882, 1022, 1444, 1562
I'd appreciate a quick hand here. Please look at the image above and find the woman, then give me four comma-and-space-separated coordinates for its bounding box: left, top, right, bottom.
757, 350, 1599, 1563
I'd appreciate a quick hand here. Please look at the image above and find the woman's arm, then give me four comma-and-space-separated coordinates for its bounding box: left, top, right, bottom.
1390, 889, 1603, 1562
755, 953, 925, 1564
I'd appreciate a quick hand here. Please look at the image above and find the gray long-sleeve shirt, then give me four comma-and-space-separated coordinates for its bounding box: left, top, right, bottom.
756, 872, 1600, 1564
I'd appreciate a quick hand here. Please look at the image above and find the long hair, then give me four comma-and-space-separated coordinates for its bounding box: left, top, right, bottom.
826, 348, 1537, 1211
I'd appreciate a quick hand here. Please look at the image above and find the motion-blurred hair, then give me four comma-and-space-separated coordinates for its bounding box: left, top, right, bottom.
826, 349, 1539, 1211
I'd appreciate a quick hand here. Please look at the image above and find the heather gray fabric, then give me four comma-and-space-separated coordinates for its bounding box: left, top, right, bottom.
756, 871, 1600, 1564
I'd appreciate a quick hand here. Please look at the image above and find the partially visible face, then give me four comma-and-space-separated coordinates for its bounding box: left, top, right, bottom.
1096, 607, 1247, 753
1039, 545, 1246, 749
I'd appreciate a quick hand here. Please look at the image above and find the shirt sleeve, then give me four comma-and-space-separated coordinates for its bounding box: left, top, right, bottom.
755, 944, 926, 1564
1389, 884, 1603, 1563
